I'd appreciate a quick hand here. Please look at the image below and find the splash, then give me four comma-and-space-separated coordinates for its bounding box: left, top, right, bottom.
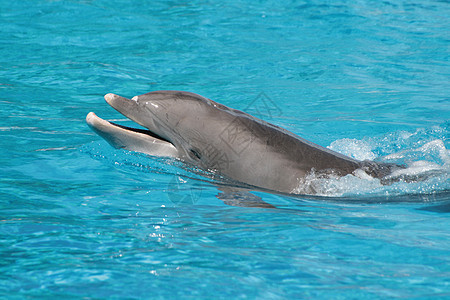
293, 126, 449, 197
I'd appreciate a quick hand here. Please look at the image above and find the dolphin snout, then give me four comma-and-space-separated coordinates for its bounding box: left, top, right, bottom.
103, 93, 140, 120
104, 93, 120, 104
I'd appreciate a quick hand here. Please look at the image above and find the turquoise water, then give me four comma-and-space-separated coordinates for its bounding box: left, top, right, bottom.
1, 0, 449, 298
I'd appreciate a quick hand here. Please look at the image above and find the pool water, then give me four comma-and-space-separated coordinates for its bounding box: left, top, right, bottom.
1, 0, 449, 298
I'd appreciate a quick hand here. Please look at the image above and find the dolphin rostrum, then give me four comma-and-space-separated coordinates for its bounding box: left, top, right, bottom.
86, 91, 401, 194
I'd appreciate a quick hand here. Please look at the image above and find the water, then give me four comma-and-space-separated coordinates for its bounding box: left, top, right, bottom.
1, 0, 449, 298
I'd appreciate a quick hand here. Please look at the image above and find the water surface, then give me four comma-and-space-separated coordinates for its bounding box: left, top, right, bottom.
1, 0, 449, 298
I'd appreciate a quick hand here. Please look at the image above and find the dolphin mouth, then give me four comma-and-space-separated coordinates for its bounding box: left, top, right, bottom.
105, 118, 172, 144
86, 94, 179, 158
86, 111, 179, 158
86, 93, 180, 157
98, 93, 174, 145
86, 112, 173, 144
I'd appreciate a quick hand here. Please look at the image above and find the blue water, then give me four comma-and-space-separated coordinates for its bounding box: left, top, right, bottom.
1, 0, 449, 298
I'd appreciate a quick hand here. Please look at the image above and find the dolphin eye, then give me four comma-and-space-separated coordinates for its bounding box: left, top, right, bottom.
190, 149, 201, 160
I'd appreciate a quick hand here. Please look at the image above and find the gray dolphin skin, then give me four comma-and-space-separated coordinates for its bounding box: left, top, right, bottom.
86, 91, 400, 194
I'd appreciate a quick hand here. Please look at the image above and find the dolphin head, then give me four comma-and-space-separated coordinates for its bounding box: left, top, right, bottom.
89, 91, 241, 166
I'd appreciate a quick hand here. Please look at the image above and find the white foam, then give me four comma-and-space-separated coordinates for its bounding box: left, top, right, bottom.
389, 160, 442, 177
294, 129, 449, 197
292, 171, 383, 197
328, 138, 376, 161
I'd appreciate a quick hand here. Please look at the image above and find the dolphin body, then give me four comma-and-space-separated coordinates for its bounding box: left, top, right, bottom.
86, 91, 400, 194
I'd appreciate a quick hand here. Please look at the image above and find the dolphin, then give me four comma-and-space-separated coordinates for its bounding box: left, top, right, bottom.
86, 91, 401, 194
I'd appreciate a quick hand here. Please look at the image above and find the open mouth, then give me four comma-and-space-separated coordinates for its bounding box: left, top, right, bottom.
86, 93, 174, 146
86, 111, 173, 144
86, 111, 178, 157
106, 119, 173, 144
